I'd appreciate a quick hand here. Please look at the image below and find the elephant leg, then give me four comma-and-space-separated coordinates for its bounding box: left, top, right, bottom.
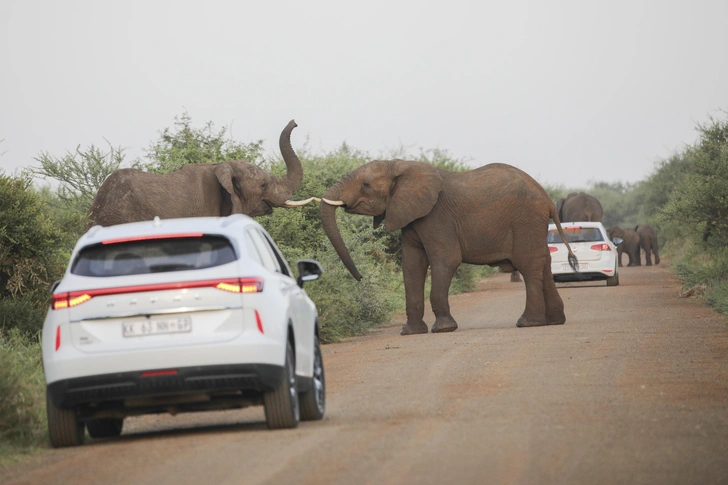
516, 257, 551, 327
429, 260, 459, 333
617, 248, 624, 267
645, 246, 653, 266
542, 264, 566, 325
400, 238, 429, 336
655, 251, 660, 265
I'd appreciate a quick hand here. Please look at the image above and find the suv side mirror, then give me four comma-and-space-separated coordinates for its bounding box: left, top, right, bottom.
296, 259, 323, 288
613, 237, 624, 245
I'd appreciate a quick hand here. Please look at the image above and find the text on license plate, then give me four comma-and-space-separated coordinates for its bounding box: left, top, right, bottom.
122, 316, 192, 337
561, 263, 589, 271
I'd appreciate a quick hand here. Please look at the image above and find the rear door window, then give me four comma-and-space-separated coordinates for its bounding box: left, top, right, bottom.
247, 229, 281, 273
71, 235, 237, 277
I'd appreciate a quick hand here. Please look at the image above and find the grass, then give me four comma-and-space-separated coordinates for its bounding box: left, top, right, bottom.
0, 329, 48, 466
665, 237, 728, 318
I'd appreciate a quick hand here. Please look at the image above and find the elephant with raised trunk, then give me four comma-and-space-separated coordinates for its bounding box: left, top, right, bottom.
557, 192, 603, 222
89, 120, 315, 226
320, 160, 578, 335
607, 226, 640, 267
635, 224, 660, 265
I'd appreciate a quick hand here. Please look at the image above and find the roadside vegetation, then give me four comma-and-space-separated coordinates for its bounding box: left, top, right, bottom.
1, 110, 726, 461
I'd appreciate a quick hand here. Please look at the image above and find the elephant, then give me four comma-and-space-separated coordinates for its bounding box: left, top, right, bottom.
89, 120, 315, 226
607, 226, 640, 267
556, 192, 603, 223
635, 224, 660, 265
319, 160, 578, 335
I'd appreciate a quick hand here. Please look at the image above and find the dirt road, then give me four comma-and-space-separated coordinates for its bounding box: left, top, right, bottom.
3, 263, 728, 485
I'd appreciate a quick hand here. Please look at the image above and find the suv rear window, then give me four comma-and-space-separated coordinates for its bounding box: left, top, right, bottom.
547, 227, 604, 244
71, 236, 237, 277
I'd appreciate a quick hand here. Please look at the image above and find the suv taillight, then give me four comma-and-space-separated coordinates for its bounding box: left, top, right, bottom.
50, 278, 264, 310
590, 244, 611, 251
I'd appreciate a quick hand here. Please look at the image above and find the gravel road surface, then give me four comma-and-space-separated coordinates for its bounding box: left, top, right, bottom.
3, 263, 727, 485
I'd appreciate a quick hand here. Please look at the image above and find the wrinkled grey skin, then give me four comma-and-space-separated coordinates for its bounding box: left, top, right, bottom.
89, 120, 303, 226
608, 226, 640, 267
556, 192, 604, 223
635, 224, 660, 266
320, 160, 577, 335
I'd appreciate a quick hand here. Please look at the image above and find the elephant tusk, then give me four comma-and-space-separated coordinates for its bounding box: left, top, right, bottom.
283, 197, 320, 207
321, 198, 345, 206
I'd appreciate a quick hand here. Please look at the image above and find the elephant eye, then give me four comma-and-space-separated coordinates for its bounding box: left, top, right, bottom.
361, 182, 371, 189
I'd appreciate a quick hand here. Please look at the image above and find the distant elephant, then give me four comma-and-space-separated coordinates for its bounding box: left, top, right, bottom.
89, 120, 315, 226
607, 226, 640, 267
320, 160, 578, 335
635, 224, 660, 265
556, 192, 603, 222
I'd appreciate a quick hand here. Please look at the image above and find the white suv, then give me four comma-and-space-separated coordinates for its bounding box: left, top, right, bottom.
42, 215, 325, 447
548, 221, 621, 286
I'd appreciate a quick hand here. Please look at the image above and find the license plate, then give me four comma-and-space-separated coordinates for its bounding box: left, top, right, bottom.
122, 316, 192, 337
561, 263, 588, 271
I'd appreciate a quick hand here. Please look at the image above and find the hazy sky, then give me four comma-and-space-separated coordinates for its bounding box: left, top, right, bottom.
1, 0, 726, 189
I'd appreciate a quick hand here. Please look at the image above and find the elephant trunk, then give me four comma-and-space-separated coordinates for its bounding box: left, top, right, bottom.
280, 120, 303, 194
320, 185, 363, 281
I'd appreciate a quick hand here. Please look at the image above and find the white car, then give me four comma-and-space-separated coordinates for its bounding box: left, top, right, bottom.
548, 221, 621, 286
42, 215, 325, 447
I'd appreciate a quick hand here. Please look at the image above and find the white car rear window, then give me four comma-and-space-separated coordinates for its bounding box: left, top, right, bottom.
548, 227, 604, 244
71, 236, 237, 277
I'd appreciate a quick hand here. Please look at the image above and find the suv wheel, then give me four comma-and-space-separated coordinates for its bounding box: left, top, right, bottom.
300, 336, 325, 421
263, 340, 300, 429
606, 264, 619, 286
46, 392, 84, 448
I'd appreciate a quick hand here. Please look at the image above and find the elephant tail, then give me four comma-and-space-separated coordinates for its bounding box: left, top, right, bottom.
550, 205, 580, 274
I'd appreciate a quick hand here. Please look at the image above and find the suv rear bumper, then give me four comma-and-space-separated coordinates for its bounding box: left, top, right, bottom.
47, 363, 284, 408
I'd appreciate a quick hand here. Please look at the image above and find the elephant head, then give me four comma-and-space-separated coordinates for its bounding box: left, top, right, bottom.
212, 119, 307, 217
89, 120, 314, 227
607, 226, 625, 240
320, 160, 444, 280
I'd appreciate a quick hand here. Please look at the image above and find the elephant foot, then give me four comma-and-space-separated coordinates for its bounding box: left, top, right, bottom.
431, 317, 458, 333
509, 272, 522, 283
516, 315, 563, 328
400, 321, 429, 335
546, 315, 566, 325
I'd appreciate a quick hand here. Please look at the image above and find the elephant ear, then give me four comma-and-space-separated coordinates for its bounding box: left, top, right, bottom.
384, 161, 444, 232
215, 164, 244, 214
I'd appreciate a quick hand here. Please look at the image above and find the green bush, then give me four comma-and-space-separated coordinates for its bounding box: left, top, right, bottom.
0, 174, 70, 337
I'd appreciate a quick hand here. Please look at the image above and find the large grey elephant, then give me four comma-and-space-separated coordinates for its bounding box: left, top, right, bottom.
607, 226, 640, 267
320, 160, 578, 335
557, 192, 603, 222
635, 224, 660, 265
89, 120, 314, 226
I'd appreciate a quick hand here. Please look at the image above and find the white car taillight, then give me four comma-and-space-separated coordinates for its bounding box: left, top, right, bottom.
50, 277, 264, 310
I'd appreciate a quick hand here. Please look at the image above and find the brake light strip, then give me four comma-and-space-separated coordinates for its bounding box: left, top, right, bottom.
51, 278, 263, 310
101, 233, 204, 245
